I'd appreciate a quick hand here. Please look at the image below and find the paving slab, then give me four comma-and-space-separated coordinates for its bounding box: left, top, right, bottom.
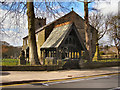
1, 66, 120, 84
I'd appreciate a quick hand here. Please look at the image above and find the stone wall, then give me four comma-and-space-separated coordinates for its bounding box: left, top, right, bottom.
2, 65, 60, 71
79, 61, 120, 69
2, 61, 120, 71
37, 29, 45, 61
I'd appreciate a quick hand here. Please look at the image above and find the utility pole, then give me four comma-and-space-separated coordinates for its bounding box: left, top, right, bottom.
84, 0, 92, 61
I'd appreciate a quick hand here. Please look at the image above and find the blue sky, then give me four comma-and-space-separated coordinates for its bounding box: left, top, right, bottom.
0, 0, 119, 46
1, 1, 91, 46
0, 1, 94, 18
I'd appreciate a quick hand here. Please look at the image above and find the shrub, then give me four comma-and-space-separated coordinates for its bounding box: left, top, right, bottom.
99, 51, 105, 55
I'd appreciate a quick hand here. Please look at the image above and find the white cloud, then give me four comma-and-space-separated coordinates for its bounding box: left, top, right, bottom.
0, 9, 28, 46
94, 0, 120, 15
35, 10, 66, 23
46, 12, 66, 23
3, 0, 119, 46
91, 0, 120, 46
0, 8, 66, 46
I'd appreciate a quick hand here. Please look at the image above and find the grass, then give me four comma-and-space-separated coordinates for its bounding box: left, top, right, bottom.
0, 59, 30, 66
0, 59, 19, 66
93, 58, 120, 63
1, 58, 120, 66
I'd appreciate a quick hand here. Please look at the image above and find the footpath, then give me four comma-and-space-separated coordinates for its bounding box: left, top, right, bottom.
1, 66, 120, 85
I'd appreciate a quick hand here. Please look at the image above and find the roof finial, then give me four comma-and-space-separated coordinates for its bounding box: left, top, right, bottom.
71, 7, 73, 11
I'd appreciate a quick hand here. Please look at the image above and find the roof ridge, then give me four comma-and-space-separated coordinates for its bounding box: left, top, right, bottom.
23, 11, 84, 39
54, 21, 72, 28
36, 11, 75, 32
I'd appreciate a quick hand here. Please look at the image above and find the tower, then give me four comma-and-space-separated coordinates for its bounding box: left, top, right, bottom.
34, 17, 46, 31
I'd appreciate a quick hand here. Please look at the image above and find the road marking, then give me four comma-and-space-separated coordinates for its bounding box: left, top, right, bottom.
44, 75, 112, 86
42, 83, 49, 86
1, 72, 119, 88
108, 87, 120, 90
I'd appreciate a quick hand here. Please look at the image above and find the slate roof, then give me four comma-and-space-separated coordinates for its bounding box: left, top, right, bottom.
40, 22, 87, 51
41, 22, 72, 49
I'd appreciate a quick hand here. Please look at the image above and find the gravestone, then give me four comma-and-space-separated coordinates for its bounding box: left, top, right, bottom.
19, 50, 26, 65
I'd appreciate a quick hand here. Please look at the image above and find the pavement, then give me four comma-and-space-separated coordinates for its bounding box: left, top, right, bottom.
1, 66, 120, 85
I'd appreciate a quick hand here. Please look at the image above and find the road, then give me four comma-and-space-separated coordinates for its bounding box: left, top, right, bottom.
2, 74, 120, 90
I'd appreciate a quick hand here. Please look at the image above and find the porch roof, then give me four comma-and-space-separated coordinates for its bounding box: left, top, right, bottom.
41, 22, 72, 49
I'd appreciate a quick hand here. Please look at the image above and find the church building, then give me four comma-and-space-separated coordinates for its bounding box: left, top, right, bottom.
23, 10, 97, 63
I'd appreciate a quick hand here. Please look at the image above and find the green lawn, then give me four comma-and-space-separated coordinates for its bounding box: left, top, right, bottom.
1, 58, 120, 66
0, 59, 30, 66
0, 59, 19, 66
93, 59, 120, 62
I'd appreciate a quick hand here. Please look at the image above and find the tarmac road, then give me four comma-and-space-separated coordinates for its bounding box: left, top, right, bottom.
2, 74, 120, 90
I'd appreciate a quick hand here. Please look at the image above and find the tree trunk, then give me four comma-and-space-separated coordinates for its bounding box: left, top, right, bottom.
116, 47, 120, 58
113, 38, 120, 59
84, 0, 92, 61
95, 31, 101, 60
117, 50, 120, 58
27, 1, 41, 65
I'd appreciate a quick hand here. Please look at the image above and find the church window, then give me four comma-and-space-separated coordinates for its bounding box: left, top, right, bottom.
24, 40, 26, 45
27, 39, 28, 45
36, 34, 38, 42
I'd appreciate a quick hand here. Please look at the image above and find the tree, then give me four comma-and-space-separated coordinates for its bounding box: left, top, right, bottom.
89, 11, 109, 59
78, 0, 94, 61
0, 1, 75, 65
1, 0, 110, 63
84, 0, 92, 61
89, 12, 109, 41
78, 0, 101, 61
107, 15, 120, 58
27, 1, 40, 65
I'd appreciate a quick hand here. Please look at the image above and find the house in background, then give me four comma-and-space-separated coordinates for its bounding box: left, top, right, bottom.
107, 46, 120, 57
23, 10, 97, 63
1, 41, 22, 59
0, 41, 10, 46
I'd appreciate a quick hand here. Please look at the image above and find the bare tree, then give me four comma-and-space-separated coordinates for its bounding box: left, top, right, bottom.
0, 1, 76, 65
88, 11, 109, 59
77, 0, 104, 61
0, 1, 27, 45
77, 0, 94, 61
89, 12, 109, 41
1, 0, 111, 64
84, 0, 92, 61
107, 14, 120, 58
